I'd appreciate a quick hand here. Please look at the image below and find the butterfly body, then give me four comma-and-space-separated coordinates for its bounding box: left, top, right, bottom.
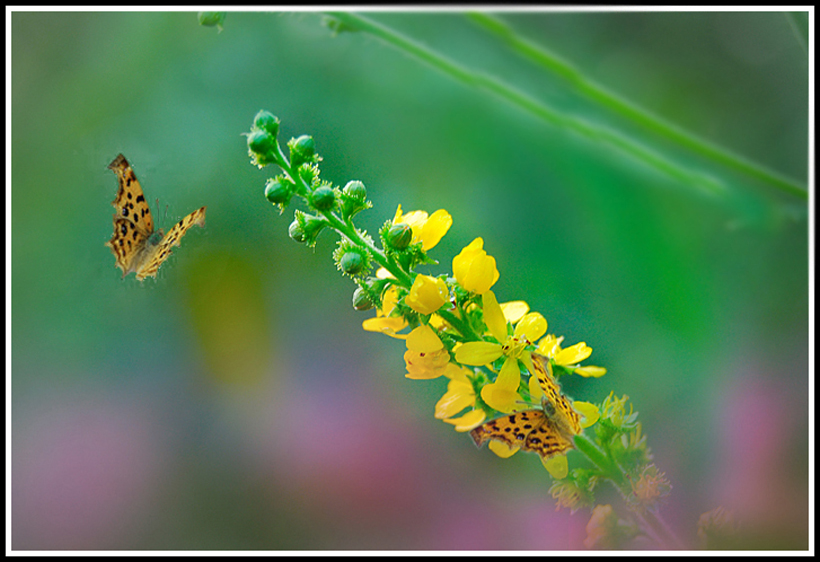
105, 154, 206, 281
469, 353, 581, 459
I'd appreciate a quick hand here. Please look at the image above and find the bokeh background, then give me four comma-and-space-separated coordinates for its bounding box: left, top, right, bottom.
10, 9, 810, 551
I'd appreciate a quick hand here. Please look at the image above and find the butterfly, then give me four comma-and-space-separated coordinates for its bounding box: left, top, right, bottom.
470, 352, 582, 459
105, 154, 206, 281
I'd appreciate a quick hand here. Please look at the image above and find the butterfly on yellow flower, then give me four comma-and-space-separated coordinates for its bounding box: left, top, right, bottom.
469, 352, 581, 459
105, 154, 206, 281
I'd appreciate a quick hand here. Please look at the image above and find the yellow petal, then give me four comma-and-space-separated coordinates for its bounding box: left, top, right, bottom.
428, 314, 446, 330
572, 401, 600, 428
454, 341, 503, 366
480, 382, 521, 413
541, 453, 569, 479
362, 316, 408, 335
418, 209, 452, 251
379, 285, 399, 315
554, 342, 592, 365
405, 274, 449, 315
528, 370, 545, 399
404, 348, 450, 380
406, 324, 444, 353
500, 300, 529, 324
495, 356, 521, 389
574, 365, 607, 378
402, 209, 429, 232
452, 237, 499, 294
443, 409, 486, 432
442, 362, 469, 382
376, 267, 395, 280
489, 440, 520, 458
482, 290, 508, 342
520, 351, 536, 381
514, 312, 547, 343
452, 239, 478, 288
468, 254, 499, 295
434, 380, 475, 418
536, 334, 563, 357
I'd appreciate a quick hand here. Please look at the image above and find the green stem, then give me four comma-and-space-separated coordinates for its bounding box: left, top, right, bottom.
324, 12, 807, 200
576, 435, 684, 548
437, 307, 481, 342
273, 142, 414, 287
325, 210, 413, 287
467, 12, 807, 200
784, 11, 808, 53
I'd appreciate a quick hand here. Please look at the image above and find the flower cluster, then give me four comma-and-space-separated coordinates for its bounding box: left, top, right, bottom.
246, 111, 685, 549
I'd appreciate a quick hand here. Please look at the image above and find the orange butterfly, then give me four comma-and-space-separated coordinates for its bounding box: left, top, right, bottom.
470, 353, 581, 459
105, 154, 206, 281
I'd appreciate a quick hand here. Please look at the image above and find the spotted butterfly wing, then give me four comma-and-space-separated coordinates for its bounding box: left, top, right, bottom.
135, 206, 206, 280
469, 353, 581, 459
105, 154, 205, 280
530, 352, 582, 437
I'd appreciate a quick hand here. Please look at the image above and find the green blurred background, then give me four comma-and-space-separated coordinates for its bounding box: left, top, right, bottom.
11, 10, 809, 550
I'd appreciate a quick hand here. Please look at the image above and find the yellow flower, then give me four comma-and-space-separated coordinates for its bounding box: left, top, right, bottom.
629, 465, 672, 513
404, 324, 449, 380
435, 363, 486, 431
537, 334, 607, 378
584, 505, 621, 549
452, 237, 499, 294
697, 506, 739, 549
405, 274, 449, 315
393, 205, 452, 251
455, 291, 547, 413
599, 392, 635, 428
405, 348, 450, 380
362, 285, 408, 337
550, 478, 586, 513
479, 366, 523, 413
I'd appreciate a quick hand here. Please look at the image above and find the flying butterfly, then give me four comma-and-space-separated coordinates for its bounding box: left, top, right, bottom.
470, 353, 582, 459
105, 154, 206, 281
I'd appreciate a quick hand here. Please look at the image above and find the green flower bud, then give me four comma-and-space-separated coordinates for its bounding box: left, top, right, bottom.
288, 219, 306, 243
343, 180, 367, 201
198, 12, 226, 29
298, 163, 319, 187
253, 110, 280, 138
299, 213, 327, 246
290, 135, 315, 168
309, 185, 336, 212
385, 222, 413, 250
247, 130, 275, 157
264, 177, 292, 205
352, 287, 375, 311
340, 180, 370, 219
340, 251, 366, 275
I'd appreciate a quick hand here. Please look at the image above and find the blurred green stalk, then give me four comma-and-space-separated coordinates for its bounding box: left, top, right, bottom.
325, 12, 807, 201
467, 12, 807, 200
